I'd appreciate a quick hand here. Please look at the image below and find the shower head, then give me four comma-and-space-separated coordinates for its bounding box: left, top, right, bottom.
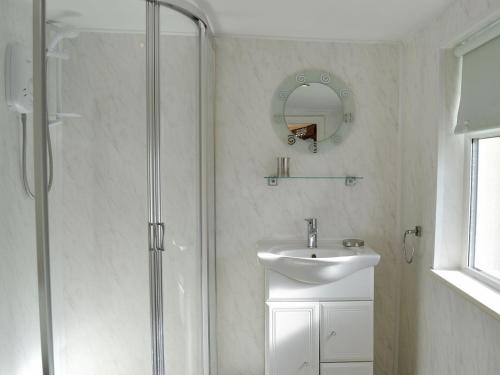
47, 27, 79, 52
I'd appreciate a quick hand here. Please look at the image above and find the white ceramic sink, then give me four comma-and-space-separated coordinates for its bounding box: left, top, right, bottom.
257, 240, 380, 284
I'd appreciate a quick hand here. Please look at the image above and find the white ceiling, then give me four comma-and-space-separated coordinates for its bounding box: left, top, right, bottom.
47, 0, 456, 41
197, 0, 455, 41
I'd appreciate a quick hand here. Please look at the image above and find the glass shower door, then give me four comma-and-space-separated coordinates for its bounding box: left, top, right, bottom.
46, 1, 150, 374
148, 2, 216, 374
0, 1, 42, 373
158, 5, 203, 375
149, 3, 214, 374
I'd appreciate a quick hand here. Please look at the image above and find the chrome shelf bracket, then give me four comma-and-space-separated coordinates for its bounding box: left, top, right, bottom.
344, 176, 358, 186
267, 177, 278, 186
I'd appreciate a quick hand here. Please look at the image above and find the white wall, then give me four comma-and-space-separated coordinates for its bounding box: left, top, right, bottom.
215, 37, 401, 375
398, 0, 500, 374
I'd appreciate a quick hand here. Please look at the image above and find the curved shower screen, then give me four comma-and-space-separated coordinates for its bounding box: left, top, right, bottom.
154, 3, 215, 375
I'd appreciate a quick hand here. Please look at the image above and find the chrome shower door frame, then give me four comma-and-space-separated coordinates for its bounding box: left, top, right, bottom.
146, 2, 165, 375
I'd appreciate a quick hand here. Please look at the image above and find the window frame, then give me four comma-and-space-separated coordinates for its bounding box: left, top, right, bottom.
463, 133, 500, 291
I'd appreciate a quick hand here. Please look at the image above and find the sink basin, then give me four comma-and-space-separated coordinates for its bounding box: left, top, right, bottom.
257, 240, 380, 284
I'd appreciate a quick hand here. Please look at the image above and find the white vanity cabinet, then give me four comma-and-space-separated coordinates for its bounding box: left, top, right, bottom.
265, 269, 375, 375
259, 240, 380, 375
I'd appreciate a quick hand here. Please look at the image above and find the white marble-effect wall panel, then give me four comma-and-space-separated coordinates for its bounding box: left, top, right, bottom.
54, 32, 150, 375
0, 1, 42, 374
215, 37, 400, 375
399, 0, 500, 374
54, 32, 203, 374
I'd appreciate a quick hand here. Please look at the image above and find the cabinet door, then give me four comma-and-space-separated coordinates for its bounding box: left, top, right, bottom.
320, 301, 373, 362
320, 362, 372, 375
267, 302, 319, 375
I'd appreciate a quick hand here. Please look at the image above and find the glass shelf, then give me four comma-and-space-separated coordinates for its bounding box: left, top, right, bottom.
264, 176, 363, 186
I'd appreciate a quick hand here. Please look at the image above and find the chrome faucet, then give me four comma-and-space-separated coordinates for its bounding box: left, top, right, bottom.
305, 218, 318, 249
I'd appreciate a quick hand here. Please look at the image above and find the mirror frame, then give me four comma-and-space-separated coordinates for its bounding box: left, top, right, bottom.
271, 69, 355, 153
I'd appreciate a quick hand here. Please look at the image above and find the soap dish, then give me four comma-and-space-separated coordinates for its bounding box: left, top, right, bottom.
342, 239, 365, 248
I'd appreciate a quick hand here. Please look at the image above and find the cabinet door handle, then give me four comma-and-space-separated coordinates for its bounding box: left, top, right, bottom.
329, 330, 337, 337
302, 361, 310, 367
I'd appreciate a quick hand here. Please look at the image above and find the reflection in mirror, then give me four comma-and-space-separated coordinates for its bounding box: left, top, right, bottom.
284, 83, 343, 143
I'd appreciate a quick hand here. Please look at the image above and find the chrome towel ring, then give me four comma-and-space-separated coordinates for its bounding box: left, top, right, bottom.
402, 226, 422, 264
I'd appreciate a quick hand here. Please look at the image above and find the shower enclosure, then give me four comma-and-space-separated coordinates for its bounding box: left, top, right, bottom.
1, 0, 215, 374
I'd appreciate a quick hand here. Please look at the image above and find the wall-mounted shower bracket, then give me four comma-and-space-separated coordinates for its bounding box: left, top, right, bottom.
148, 222, 165, 251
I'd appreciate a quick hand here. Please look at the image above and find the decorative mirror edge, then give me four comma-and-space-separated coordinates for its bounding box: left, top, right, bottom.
270, 69, 355, 154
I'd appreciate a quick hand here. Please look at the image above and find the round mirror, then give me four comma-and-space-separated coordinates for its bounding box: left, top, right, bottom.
271, 70, 355, 153
284, 83, 343, 143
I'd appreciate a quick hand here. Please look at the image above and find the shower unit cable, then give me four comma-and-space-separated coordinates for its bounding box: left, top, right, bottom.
17, 22, 76, 198
20, 113, 53, 198
146, 1, 166, 375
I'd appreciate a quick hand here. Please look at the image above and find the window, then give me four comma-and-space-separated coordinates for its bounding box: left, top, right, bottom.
431, 20, 500, 316
467, 136, 500, 287
454, 22, 500, 289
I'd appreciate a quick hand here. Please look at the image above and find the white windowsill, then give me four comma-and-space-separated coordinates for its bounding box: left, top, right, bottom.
431, 269, 500, 321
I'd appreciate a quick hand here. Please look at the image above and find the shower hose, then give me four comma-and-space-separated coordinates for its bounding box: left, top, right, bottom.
20, 112, 53, 198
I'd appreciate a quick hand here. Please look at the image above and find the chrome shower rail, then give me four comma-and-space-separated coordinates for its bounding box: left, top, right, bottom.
33, 0, 55, 374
